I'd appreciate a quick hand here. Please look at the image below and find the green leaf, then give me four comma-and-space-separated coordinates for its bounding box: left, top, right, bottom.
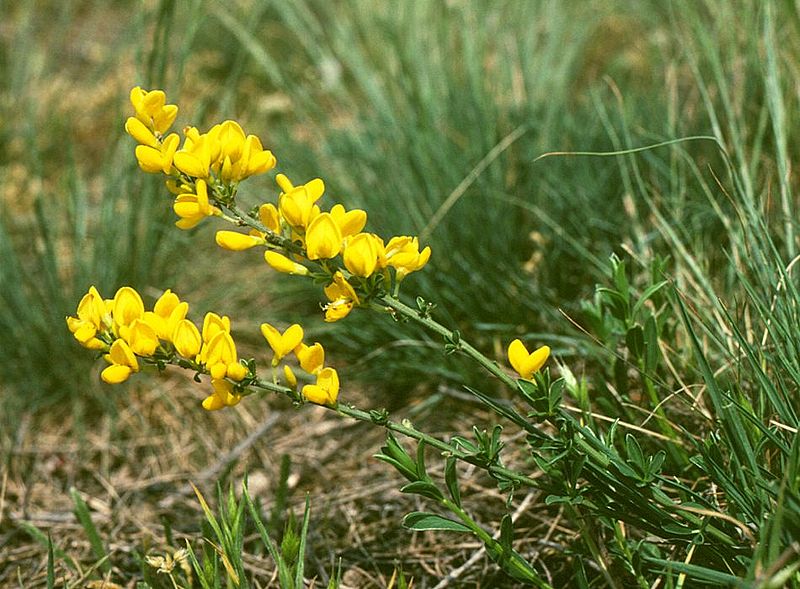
400, 480, 444, 501
444, 456, 461, 507
644, 315, 659, 373
46, 534, 55, 589
625, 324, 644, 359
625, 434, 645, 470
499, 514, 514, 552
70, 487, 111, 574
467, 386, 537, 433
294, 496, 311, 589
375, 433, 418, 481
632, 280, 669, 316
402, 512, 472, 533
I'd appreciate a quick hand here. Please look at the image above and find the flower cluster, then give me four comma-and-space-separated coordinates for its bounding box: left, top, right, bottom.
66, 285, 340, 410
67, 87, 549, 412
220, 173, 432, 321
261, 322, 339, 405
123, 87, 430, 323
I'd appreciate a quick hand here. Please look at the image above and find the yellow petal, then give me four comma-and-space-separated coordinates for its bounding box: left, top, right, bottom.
323, 298, 353, 322
173, 151, 208, 178
125, 117, 158, 147
330, 204, 367, 238
524, 345, 551, 376
101, 364, 133, 384
202, 393, 226, 411
507, 339, 550, 379
296, 342, 324, 374
108, 338, 139, 370
227, 362, 248, 382
264, 251, 309, 275
507, 339, 529, 377
173, 319, 202, 357
126, 319, 159, 357
112, 287, 145, 330
343, 232, 379, 277
215, 230, 265, 251
305, 213, 342, 260
135, 145, 167, 173
258, 203, 281, 233
302, 367, 339, 404
283, 365, 297, 388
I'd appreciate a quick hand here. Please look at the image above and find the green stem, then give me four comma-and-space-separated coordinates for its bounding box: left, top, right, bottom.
377, 294, 742, 549
440, 496, 552, 588
245, 378, 541, 489
378, 295, 518, 389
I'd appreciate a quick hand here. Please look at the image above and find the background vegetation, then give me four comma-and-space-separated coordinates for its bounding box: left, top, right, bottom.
2, 0, 800, 586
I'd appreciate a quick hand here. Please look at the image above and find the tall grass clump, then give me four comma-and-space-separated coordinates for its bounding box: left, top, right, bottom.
204, 0, 649, 390
0, 0, 195, 419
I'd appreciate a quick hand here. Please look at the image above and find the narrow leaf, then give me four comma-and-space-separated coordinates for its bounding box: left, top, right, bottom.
444, 456, 461, 507
402, 512, 472, 533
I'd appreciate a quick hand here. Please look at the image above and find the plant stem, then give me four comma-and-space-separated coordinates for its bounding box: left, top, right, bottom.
378, 295, 519, 389
439, 496, 553, 588
246, 378, 541, 489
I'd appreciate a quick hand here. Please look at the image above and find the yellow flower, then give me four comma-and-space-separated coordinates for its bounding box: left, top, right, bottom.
215, 230, 266, 251
134, 133, 180, 174
112, 286, 145, 337
264, 251, 309, 275
260, 323, 304, 364
283, 365, 298, 389
220, 130, 276, 182
129, 87, 178, 135
202, 378, 242, 411
143, 289, 189, 341
258, 203, 281, 233
67, 285, 111, 348
173, 180, 221, 229
126, 319, 159, 357
302, 367, 339, 405
101, 338, 139, 384
295, 342, 324, 374
66, 316, 106, 350
507, 339, 550, 380
305, 212, 342, 260
343, 232, 380, 277
277, 174, 325, 230
384, 236, 431, 281
201, 312, 231, 344
330, 203, 367, 238
173, 127, 216, 179
323, 272, 359, 322
172, 319, 202, 357
125, 117, 158, 148
203, 331, 247, 381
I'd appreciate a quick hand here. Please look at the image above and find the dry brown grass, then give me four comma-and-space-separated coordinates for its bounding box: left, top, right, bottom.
1, 372, 570, 588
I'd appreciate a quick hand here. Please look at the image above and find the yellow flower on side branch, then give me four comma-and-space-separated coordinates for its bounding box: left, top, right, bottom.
264, 251, 309, 275
507, 339, 550, 380
173, 180, 221, 229
305, 212, 343, 260
343, 232, 380, 277
216, 230, 266, 251
101, 339, 140, 384
260, 322, 304, 365
302, 367, 339, 405
323, 271, 360, 322
277, 173, 325, 230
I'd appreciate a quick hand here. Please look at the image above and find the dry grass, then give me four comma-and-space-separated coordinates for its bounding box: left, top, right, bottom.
1, 372, 570, 588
